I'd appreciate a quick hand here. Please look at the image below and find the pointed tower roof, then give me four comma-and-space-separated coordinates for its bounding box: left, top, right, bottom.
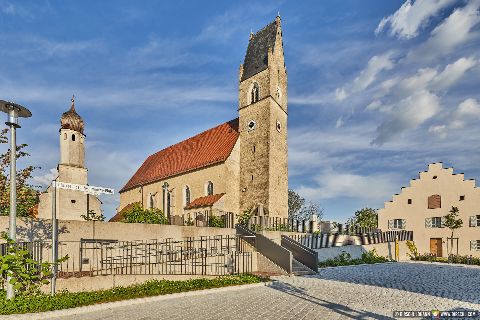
60, 95, 84, 134
241, 18, 280, 81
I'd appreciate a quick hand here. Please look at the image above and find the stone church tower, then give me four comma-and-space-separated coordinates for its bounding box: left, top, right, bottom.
38, 96, 102, 221
238, 15, 288, 217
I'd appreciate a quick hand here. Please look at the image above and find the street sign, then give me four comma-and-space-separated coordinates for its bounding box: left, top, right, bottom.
52, 181, 114, 195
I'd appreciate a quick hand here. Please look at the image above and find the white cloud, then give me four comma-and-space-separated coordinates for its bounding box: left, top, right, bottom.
337, 52, 395, 100
33, 168, 58, 187
335, 88, 347, 101
400, 67, 438, 93
433, 57, 477, 90
372, 90, 441, 145
408, 1, 480, 61
456, 98, 480, 117
335, 116, 344, 128
428, 124, 447, 138
297, 171, 400, 203
352, 52, 395, 93
375, 0, 456, 39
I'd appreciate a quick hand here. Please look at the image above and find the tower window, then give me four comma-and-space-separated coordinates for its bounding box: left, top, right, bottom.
247, 120, 256, 131
185, 186, 191, 206
251, 175, 254, 181
72, 134, 76, 141
207, 181, 214, 196
276, 120, 282, 132
460, 195, 465, 201
251, 83, 259, 103
64, 133, 67, 140
408, 199, 412, 204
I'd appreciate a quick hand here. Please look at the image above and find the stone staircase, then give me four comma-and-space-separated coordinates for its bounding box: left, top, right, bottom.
292, 259, 316, 276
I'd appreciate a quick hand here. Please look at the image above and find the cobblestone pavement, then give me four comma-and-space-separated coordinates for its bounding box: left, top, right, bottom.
51, 262, 480, 320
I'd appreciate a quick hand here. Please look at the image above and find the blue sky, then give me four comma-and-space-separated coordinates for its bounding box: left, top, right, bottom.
1, 0, 479, 222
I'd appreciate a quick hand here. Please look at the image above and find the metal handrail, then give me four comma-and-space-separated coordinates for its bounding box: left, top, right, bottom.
281, 235, 318, 273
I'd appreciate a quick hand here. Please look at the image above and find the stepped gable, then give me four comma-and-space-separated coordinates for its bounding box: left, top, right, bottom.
120, 118, 239, 192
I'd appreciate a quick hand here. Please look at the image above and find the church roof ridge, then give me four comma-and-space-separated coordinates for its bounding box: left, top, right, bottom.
120, 118, 239, 193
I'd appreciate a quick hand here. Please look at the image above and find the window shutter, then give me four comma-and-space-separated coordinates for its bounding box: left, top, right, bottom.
470, 216, 477, 227
425, 218, 432, 228
441, 217, 445, 228
401, 219, 406, 229
388, 220, 393, 229
471, 240, 478, 251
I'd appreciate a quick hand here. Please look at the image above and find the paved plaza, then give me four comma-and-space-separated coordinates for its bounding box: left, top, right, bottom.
44, 262, 480, 319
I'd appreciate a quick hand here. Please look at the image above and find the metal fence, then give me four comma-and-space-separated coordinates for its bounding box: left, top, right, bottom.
289, 230, 414, 249
245, 216, 314, 233
1, 235, 252, 278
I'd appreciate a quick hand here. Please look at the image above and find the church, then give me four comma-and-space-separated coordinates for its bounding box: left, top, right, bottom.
37, 96, 103, 221
117, 16, 288, 222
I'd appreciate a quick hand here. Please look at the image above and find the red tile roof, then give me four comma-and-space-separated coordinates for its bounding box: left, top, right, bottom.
109, 202, 140, 222
185, 193, 225, 210
120, 119, 239, 193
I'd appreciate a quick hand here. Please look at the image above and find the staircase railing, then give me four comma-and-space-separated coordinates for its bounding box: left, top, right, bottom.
281, 235, 318, 273
235, 224, 292, 274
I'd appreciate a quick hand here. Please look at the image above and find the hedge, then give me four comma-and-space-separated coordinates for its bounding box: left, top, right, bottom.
0, 274, 265, 315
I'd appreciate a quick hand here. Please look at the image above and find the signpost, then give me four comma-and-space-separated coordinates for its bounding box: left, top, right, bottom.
50, 181, 114, 295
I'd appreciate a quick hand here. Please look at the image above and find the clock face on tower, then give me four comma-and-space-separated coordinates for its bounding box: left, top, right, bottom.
247, 120, 256, 131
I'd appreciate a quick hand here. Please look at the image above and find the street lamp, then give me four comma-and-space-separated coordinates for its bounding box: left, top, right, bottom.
0, 100, 32, 300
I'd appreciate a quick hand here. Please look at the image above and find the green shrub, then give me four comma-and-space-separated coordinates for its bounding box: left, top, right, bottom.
122, 203, 167, 224
0, 233, 69, 296
405, 240, 419, 259
208, 215, 225, 228
413, 253, 480, 266
0, 274, 265, 315
319, 249, 391, 268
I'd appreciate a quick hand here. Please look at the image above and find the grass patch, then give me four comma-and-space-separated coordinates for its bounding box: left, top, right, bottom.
318, 249, 392, 268
0, 274, 266, 315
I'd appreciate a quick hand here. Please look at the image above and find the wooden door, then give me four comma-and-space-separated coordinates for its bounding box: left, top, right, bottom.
430, 238, 442, 257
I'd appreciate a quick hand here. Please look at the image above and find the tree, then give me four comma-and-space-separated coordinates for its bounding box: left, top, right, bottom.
443, 206, 463, 255
121, 203, 167, 224
299, 201, 324, 221
347, 207, 378, 229
80, 209, 105, 222
288, 189, 304, 219
0, 128, 39, 217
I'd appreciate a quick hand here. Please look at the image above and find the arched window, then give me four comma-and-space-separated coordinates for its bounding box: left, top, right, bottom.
251, 83, 259, 103
207, 181, 214, 196
72, 134, 76, 141
185, 186, 191, 206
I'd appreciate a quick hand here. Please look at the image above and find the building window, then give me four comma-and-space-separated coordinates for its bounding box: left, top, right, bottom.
471, 240, 480, 251
251, 175, 254, 181
477, 215, 480, 227
72, 134, 76, 141
207, 181, 213, 196
185, 186, 191, 206
71, 199, 76, 204
251, 83, 259, 103
252, 145, 256, 153
428, 195, 441, 209
460, 195, 465, 201
433, 175, 437, 179
393, 219, 404, 229
408, 199, 412, 204
431, 217, 443, 228
64, 133, 67, 140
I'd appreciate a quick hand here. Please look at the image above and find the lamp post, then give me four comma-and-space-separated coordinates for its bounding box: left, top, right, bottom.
0, 100, 32, 300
